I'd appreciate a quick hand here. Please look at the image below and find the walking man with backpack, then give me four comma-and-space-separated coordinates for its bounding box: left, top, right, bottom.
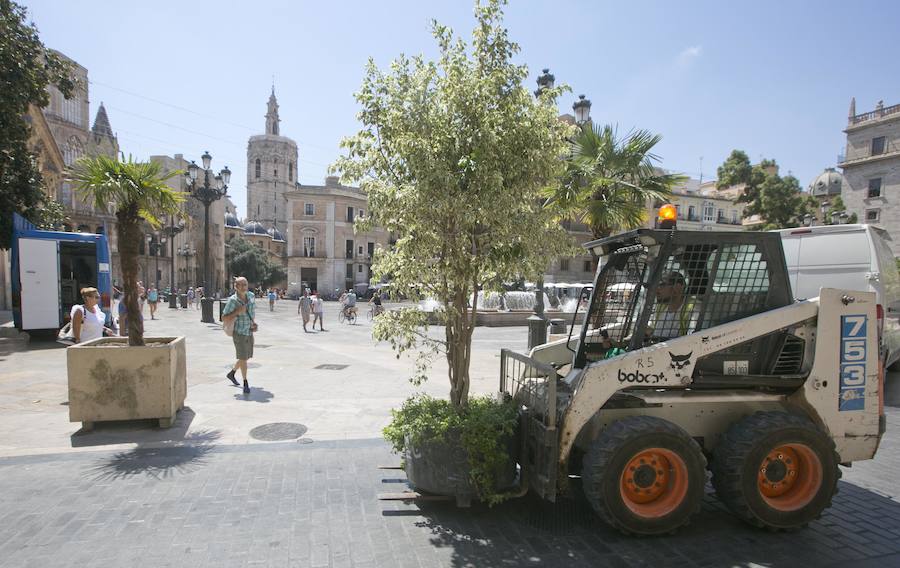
222, 277, 257, 394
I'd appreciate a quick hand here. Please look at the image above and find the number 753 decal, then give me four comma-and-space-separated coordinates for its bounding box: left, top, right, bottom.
839, 315, 867, 412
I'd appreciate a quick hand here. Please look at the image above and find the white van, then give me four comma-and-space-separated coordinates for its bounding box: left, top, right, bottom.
776, 224, 900, 368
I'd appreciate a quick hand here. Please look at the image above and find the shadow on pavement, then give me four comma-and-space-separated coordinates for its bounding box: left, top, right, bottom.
234, 386, 274, 403
400, 480, 900, 567
84, 428, 222, 481
71, 406, 200, 447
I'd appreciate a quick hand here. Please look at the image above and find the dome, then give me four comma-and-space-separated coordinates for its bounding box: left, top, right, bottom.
267, 226, 285, 242
225, 212, 241, 228
243, 220, 268, 235
809, 168, 843, 197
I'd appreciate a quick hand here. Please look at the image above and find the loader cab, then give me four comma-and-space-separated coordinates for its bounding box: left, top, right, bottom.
573, 230, 795, 381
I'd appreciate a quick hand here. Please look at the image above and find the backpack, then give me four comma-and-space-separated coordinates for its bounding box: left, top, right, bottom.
224, 316, 235, 337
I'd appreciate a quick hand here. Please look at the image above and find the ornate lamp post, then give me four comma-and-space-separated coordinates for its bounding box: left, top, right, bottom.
164, 217, 186, 308
184, 151, 230, 323
146, 234, 167, 291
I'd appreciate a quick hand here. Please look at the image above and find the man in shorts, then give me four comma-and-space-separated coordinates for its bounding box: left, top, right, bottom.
222, 277, 256, 394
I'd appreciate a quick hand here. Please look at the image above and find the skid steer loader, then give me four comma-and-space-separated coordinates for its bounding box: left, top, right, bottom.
501, 216, 886, 535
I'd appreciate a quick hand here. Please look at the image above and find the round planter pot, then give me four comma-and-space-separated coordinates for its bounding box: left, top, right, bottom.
404, 430, 517, 507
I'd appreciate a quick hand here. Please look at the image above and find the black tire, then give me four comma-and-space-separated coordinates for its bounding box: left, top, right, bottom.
711, 411, 840, 530
581, 416, 707, 535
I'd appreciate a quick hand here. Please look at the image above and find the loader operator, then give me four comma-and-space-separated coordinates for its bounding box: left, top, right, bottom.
649, 271, 698, 340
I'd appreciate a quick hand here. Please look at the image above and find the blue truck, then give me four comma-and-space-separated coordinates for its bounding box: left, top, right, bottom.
10, 213, 113, 334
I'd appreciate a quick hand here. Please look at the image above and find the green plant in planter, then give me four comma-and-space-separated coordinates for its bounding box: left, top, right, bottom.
383, 394, 518, 505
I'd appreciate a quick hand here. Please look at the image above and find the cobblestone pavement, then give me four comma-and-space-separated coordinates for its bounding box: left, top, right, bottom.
1, 407, 899, 568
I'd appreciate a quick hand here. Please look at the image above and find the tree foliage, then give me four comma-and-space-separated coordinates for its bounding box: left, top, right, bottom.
716, 149, 813, 230
546, 123, 682, 239
333, 0, 573, 407
226, 237, 286, 287
0, 0, 75, 249
34, 197, 68, 230
70, 155, 184, 346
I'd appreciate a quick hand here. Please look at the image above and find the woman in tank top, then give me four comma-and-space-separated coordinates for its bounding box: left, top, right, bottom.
71, 287, 111, 344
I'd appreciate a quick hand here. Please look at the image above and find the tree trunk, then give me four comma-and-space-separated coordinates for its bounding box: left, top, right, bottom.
446, 289, 474, 410
117, 210, 144, 346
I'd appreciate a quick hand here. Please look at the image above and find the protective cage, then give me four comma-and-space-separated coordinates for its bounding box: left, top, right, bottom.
576, 230, 793, 370
499, 348, 560, 501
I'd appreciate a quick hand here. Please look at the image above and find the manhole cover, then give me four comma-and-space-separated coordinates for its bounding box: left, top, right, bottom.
315, 364, 348, 370
250, 423, 308, 441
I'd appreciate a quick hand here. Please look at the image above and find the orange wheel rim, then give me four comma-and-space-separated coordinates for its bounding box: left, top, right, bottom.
619, 448, 689, 518
757, 443, 822, 511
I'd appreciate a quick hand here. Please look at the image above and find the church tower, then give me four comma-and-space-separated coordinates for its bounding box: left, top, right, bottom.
246, 88, 298, 231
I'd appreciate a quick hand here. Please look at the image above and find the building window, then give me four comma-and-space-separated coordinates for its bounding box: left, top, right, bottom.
305, 203, 314, 216
347, 207, 354, 222
583, 260, 592, 272
688, 205, 696, 220
60, 183, 73, 207
866, 209, 880, 222
868, 178, 882, 198
303, 236, 315, 257
872, 136, 886, 156
63, 136, 84, 166
346, 264, 353, 279
273, 157, 278, 179
731, 210, 739, 224
255, 159, 261, 178
560, 258, 570, 271
289, 162, 294, 181
717, 208, 725, 221
346, 239, 354, 259
358, 245, 363, 255
358, 265, 362, 273
359, 209, 364, 218
702, 201, 715, 222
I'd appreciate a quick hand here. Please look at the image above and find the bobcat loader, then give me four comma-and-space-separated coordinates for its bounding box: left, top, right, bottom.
501, 214, 886, 535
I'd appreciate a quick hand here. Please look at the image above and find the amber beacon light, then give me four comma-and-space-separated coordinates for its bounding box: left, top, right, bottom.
658, 204, 677, 229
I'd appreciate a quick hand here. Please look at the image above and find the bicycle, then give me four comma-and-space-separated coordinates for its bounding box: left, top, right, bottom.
339, 306, 358, 325
366, 305, 385, 322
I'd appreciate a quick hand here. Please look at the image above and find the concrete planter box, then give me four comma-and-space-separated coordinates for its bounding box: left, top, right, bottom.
67, 336, 187, 430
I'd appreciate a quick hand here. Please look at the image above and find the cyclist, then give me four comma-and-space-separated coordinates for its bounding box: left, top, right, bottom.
369, 291, 384, 316
342, 289, 358, 319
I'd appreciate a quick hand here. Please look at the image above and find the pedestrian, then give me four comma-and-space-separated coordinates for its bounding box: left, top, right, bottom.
138, 281, 146, 314
118, 293, 143, 336
187, 286, 195, 309
222, 276, 257, 394
312, 291, 325, 331
70, 287, 114, 344
298, 289, 312, 332
147, 284, 159, 320
268, 288, 277, 312
195, 286, 203, 309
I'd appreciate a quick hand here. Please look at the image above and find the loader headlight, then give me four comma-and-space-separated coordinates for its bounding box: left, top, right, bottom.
658, 204, 677, 229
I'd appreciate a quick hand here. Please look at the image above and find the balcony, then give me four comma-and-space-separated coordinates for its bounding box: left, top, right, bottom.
849, 103, 900, 127
838, 141, 900, 167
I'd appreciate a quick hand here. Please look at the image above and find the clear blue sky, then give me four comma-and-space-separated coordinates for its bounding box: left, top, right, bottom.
22, 0, 900, 218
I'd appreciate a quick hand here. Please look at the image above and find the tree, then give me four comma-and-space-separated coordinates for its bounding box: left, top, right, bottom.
547, 123, 682, 239
34, 197, 68, 231
0, 0, 74, 249
70, 155, 184, 346
333, 0, 573, 408
226, 237, 286, 287
716, 150, 812, 230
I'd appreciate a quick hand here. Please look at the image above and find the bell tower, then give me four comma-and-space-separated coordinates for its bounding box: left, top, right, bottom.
246, 88, 298, 231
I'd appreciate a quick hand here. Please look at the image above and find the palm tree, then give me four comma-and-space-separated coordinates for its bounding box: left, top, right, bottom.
547, 123, 683, 239
70, 155, 184, 346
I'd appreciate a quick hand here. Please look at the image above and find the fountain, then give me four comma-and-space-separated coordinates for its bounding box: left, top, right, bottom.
415, 290, 585, 327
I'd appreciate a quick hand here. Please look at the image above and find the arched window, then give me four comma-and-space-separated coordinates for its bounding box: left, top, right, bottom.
289, 162, 294, 181
255, 158, 261, 179
273, 157, 278, 179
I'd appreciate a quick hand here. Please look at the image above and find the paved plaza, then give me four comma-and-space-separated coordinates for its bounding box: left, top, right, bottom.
1, 301, 900, 567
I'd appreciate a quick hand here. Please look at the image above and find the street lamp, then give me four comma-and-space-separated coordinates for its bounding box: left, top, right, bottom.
146, 234, 166, 290
183, 151, 230, 323
573, 94, 592, 124
534, 68, 555, 97
164, 217, 186, 308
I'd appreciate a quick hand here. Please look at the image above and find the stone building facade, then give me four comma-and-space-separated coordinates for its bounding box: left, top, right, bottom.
839, 98, 900, 255
41, 50, 121, 279
283, 177, 390, 296
646, 178, 747, 232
